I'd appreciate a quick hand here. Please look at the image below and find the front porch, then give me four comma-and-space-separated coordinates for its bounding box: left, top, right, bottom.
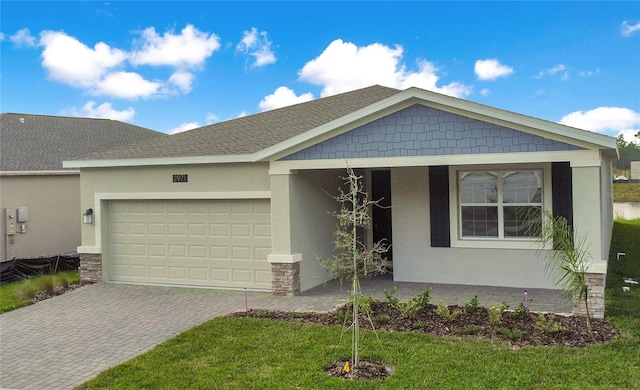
301, 274, 574, 314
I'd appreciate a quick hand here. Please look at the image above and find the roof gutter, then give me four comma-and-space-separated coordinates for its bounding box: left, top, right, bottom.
62, 154, 255, 169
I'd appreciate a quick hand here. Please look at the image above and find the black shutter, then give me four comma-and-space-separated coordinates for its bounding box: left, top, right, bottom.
429, 166, 451, 247
551, 162, 573, 227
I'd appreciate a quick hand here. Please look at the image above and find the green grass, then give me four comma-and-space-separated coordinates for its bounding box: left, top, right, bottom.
613, 182, 640, 203
606, 219, 640, 322
0, 270, 79, 313
76, 317, 639, 390
77, 219, 640, 389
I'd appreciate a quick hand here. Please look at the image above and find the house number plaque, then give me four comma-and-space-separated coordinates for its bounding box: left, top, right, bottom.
172, 174, 188, 183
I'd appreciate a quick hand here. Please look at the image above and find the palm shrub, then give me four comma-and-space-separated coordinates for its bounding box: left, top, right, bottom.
318, 166, 391, 368
536, 209, 593, 332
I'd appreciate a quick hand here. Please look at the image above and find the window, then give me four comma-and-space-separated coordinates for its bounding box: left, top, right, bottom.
459, 170, 542, 239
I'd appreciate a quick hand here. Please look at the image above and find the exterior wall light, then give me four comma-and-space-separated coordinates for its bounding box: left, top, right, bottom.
83, 208, 94, 224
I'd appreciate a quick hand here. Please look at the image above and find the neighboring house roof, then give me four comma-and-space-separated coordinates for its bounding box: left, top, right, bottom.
64, 85, 618, 168
1, 113, 166, 171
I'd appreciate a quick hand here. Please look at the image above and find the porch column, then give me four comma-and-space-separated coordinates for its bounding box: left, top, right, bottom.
571, 163, 606, 319
268, 172, 301, 296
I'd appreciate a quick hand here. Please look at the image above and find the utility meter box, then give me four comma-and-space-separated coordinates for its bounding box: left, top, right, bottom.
5, 209, 16, 235
17, 207, 29, 223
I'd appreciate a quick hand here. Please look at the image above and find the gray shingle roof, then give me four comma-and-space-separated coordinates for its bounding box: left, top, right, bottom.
77, 85, 401, 161
1, 114, 165, 171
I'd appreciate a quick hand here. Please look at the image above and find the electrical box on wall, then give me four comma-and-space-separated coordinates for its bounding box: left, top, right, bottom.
5, 209, 16, 235
17, 207, 29, 223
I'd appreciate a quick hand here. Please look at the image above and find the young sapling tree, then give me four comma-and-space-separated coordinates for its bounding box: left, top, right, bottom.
318, 166, 391, 369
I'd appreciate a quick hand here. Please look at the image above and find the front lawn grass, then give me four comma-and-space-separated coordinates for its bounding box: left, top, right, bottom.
0, 270, 79, 313
77, 219, 640, 389
77, 317, 638, 389
606, 219, 640, 324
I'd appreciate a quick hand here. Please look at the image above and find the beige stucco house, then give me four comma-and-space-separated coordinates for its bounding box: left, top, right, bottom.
64, 86, 617, 317
1, 113, 165, 264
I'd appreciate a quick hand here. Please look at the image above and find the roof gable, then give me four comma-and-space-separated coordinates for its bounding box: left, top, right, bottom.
280, 104, 585, 161
1, 113, 165, 171
262, 87, 617, 161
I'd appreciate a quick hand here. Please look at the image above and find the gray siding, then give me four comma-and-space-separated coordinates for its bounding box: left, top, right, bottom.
282, 105, 583, 160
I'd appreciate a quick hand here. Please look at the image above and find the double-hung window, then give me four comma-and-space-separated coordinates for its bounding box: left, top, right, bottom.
458, 169, 543, 240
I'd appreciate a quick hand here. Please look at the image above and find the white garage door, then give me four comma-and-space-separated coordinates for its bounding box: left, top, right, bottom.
107, 199, 272, 290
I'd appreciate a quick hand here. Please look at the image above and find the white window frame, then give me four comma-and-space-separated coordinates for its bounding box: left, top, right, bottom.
449, 163, 552, 249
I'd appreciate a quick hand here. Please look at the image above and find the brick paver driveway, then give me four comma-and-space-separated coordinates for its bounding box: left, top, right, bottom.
0, 283, 343, 390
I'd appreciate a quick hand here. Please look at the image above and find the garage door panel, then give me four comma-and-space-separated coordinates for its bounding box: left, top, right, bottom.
210, 224, 228, 237
232, 247, 251, 260
149, 266, 167, 278
233, 269, 252, 282
110, 222, 127, 235
111, 264, 128, 277
129, 265, 147, 277
189, 245, 207, 258
148, 244, 166, 257
209, 202, 229, 214
167, 203, 186, 214
210, 246, 229, 259
190, 268, 208, 280
111, 243, 128, 256
129, 223, 146, 235
211, 268, 230, 281
127, 203, 145, 214
231, 224, 251, 237
255, 270, 272, 284
168, 223, 186, 236
189, 223, 207, 236
108, 199, 272, 289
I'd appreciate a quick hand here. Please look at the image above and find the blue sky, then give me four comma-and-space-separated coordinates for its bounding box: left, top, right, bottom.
1, 1, 639, 142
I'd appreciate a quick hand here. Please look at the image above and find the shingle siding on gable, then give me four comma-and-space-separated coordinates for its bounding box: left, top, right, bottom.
281, 105, 584, 161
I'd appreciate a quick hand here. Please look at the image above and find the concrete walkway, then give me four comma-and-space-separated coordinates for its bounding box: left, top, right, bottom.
302, 274, 573, 314
0, 279, 571, 390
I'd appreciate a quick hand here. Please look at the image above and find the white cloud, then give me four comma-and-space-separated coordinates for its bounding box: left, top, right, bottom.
40, 30, 127, 88
168, 122, 201, 134
38, 26, 217, 100
398, 59, 472, 97
259, 86, 314, 111
0, 32, 5, 41
168, 71, 194, 93
621, 20, 640, 37
560, 106, 640, 143
168, 112, 220, 134
206, 113, 219, 123
236, 27, 276, 67
10, 28, 37, 48
63, 101, 135, 122
474, 59, 514, 81
298, 39, 471, 98
579, 68, 600, 77
130, 24, 220, 68
536, 64, 568, 80
94, 71, 161, 99
480, 88, 491, 96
